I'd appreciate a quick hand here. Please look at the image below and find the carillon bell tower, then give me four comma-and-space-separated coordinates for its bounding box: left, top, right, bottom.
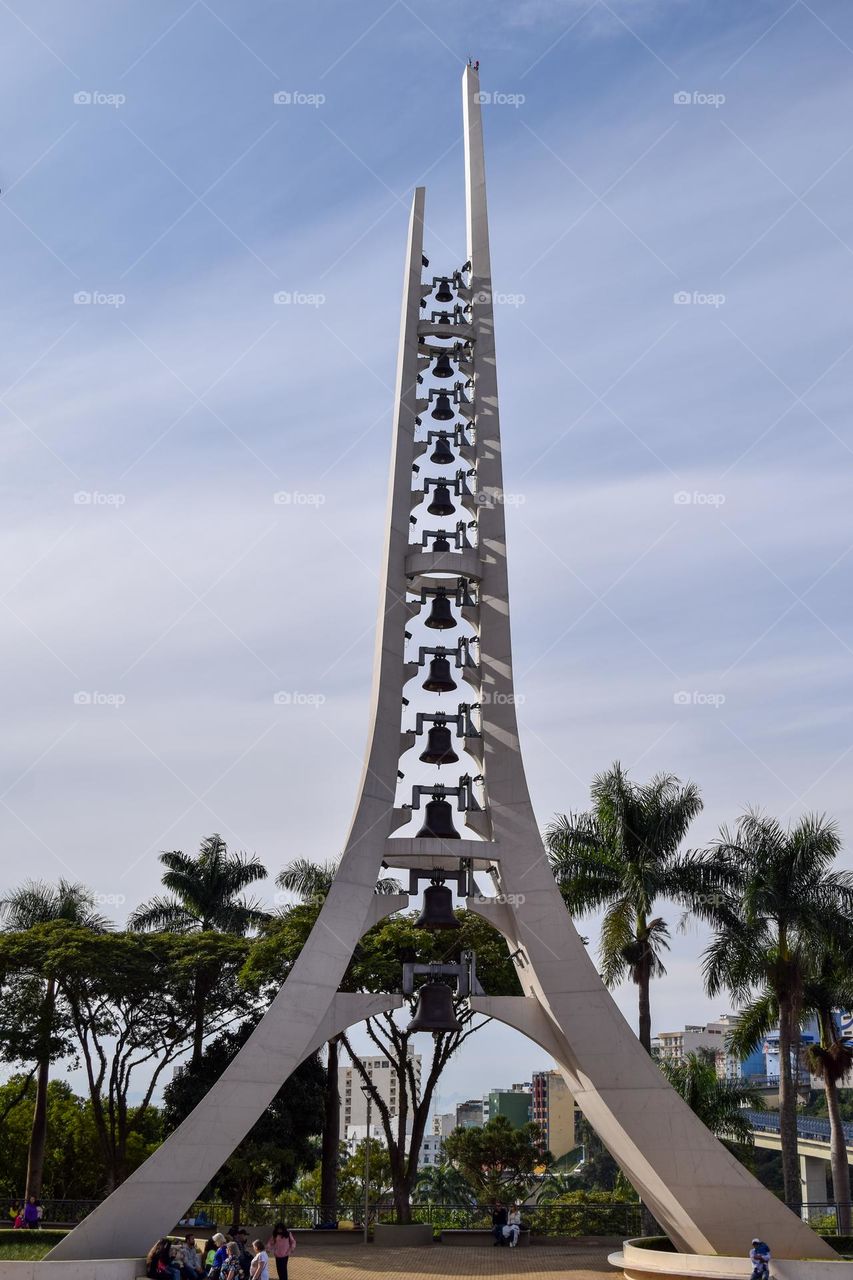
49, 66, 833, 1265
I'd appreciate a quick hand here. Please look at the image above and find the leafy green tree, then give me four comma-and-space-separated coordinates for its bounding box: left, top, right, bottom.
657, 1050, 765, 1145
274, 857, 400, 1223
443, 1114, 547, 1204
163, 1017, 325, 1226
701, 810, 853, 1212
130, 834, 268, 1069
414, 1159, 474, 1207
244, 906, 520, 1223
0, 880, 109, 1198
545, 763, 707, 1051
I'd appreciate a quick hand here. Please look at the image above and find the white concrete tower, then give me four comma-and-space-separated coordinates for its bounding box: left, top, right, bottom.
48, 66, 832, 1264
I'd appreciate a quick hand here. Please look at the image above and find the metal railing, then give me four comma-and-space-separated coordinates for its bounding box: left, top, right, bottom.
744, 1109, 853, 1145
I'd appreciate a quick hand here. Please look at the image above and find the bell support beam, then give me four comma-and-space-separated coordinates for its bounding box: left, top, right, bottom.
459, 64, 832, 1261
47, 188, 428, 1262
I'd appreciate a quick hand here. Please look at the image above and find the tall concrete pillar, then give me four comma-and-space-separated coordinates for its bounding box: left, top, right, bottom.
801, 1154, 829, 1219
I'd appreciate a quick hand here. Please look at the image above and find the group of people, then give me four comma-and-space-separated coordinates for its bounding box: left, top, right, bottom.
146, 1223, 296, 1280
9, 1196, 42, 1229
491, 1201, 522, 1248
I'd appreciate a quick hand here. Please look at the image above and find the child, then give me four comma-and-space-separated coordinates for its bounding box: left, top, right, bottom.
250, 1241, 269, 1280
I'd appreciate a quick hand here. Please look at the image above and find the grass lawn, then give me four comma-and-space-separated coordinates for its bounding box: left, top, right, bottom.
0, 1230, 67, 1261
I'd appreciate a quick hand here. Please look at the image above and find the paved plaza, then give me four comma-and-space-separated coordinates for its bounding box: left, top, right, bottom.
283, 1242, 617, 1280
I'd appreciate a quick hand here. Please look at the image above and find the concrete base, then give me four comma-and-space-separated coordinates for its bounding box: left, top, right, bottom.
614, 1239, 853, 1280
372, 1223, 433, 1246
0, 1260, 144, 1280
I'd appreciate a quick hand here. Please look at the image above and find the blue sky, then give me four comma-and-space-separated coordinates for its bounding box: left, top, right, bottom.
3, 0, 853, 1111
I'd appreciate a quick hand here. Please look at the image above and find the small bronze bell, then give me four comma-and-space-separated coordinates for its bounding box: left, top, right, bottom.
431, 392, 455, 421
423, 652, 457, 693
432, 353, 454, 379
424, 589, 456, 630
415, 881, 461, 931
419, 721, 459, 766
407, 980, 462, 1033
430, 434, 454, 465
427, 484, 456, 517
431, 533, 451, 553
434, 278, 454, 304
415, 796, 460, 839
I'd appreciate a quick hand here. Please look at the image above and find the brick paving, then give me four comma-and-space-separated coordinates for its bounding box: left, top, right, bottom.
285, 1242, 618, 1280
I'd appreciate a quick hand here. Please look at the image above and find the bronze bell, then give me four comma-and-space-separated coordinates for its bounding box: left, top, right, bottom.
430, 434, 454, 465
415, 882, 461, 931
431, 533, 451, 553
436, 310, 452, 325
408, 980, 462, 1034
434, 277, 454, 304
419, 721, 459, 766
423, 652, 457, 693
424, 589, 456, 630
432, 352, 454, 379
427, 484, 456, 517
416, 796, 460, 839
431, 391, 455, 421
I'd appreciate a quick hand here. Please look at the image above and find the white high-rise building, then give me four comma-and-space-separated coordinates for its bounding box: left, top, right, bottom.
339, 1048, 421, 1137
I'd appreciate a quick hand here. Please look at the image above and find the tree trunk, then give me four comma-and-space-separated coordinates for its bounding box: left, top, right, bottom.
191, 969, 207, 1071
320, 1037, 340, 1224
637, 962, 652, 1054
825, 1073, 851, 1233
777, 999, 801, 1212
26, 978, 56, 1200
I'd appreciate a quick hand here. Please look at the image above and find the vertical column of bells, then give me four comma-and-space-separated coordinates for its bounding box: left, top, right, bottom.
399, 257, 485, 1034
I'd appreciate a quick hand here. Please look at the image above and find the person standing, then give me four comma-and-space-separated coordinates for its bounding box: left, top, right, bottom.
250, 1241, 269, 1280
750, 1239, 771, 1280
209, 1234, 229, 1280
265, 1223, 296, 1280
492, 1202, 508, 1246
22, 1197, 40, 1229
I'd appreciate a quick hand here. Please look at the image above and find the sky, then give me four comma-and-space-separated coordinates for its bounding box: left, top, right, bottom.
3, 0, 853, 1116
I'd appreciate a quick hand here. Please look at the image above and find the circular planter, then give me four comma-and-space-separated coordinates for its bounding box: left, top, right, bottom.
613, 1238, 853, 1280
372, 1223, 433, 1247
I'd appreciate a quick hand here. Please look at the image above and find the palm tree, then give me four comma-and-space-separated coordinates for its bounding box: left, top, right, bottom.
414, 1160, 473, 1207
0, 880, 109, 1198
701, 810, 853, 1212
545, 762, 706, 1051
275, 856, 400, 1224
129, 834, 268, 1069
658, 1050, 765, 1146
537, 1164, 585, 1203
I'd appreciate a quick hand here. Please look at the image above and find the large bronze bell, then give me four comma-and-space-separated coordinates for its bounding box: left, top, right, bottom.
424, 589, 456, 630
408, 980, 462, 1033
432, 352, 454, 379
427, 484, 456, 517
415, 796, 460, 839
431, 392, 455, 420
423, 652, 457, 693
434, 277, 454, 304
419, 721, 459, 766
430, 434, 454, 465
415, 882, 461, 931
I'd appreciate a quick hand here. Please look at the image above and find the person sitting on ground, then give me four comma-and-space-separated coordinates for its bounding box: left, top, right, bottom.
146, 1239, 181, 1280
492, 1202, 508, 1246
266, 1222, 296, 1280
250, 1241, 269, 1280
750, 1239, 771, 1280
505, 1203, 522, 1248
208, 1233, 228, 1280
183, 1235, 202, 1280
